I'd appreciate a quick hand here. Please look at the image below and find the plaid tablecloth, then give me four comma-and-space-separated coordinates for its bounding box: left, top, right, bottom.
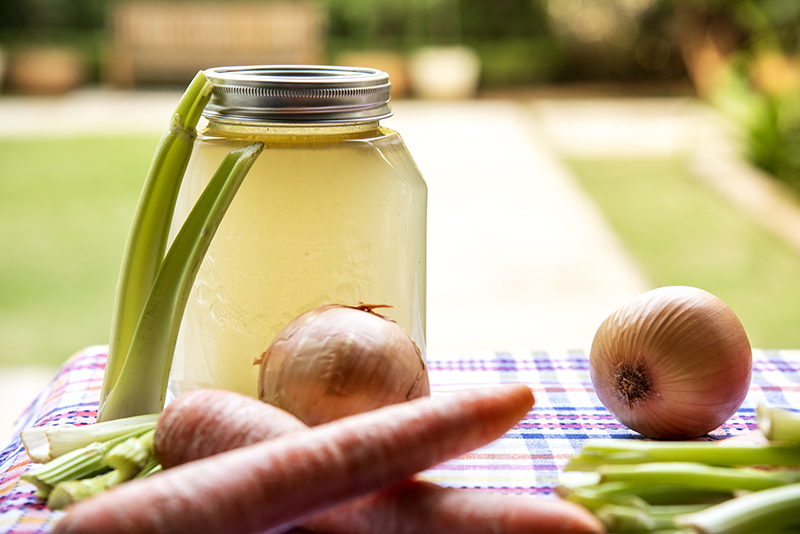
1, 345, 799, 533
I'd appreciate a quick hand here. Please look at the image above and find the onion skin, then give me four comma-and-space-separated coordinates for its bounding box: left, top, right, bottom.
589, 286, 752, 440
257, 304, 430, 426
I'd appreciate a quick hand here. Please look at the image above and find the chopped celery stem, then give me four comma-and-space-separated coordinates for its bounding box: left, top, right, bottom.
21, 427, 150, 498
21, 414, 158, 463
758, 405, 800, 442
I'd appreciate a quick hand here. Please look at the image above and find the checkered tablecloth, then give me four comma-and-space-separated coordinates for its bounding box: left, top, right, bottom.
1, 345, 799, 533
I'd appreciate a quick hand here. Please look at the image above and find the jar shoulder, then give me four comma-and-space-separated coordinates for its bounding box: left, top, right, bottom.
195, 124, 425, 185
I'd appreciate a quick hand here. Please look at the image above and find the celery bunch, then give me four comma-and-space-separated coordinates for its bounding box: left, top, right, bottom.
19, 71, 263, 508
101, 73, 213, 411
22, 425, 158, 510
558, 405, 800, 533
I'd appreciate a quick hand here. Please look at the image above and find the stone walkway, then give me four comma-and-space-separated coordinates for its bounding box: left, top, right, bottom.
0, 89, 738, 440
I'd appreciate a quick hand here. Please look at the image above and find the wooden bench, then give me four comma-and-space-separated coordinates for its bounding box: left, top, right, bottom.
105, 1, 326, 87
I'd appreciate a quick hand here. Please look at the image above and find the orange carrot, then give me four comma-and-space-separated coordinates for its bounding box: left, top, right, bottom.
304, 478, 606, 534
52, 384, 538, 534
155, 389, 604, 534
153, 389, 307, 468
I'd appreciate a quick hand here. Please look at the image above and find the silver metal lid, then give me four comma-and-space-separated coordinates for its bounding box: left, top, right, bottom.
203, 65, 393, 124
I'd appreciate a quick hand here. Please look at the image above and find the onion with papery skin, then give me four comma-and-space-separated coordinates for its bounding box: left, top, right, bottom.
589, 286, 752, 440
256, 303, 430, 426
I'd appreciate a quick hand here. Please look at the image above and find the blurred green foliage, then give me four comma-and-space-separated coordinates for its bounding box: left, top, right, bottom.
0, 0, 677, 87
712, 63, 800, 192
1, 0, 800, 182
0, 0, 796, 83
0, 0, 107, 35
667, 0, 800, 192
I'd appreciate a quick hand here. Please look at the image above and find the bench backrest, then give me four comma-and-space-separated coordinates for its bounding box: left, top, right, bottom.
106, 1, 326, 86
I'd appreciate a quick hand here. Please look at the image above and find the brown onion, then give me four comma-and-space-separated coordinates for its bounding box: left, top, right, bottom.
256, 303, 430, 425
589, 286, 752, 440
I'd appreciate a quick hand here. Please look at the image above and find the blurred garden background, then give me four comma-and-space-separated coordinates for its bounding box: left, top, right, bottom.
3, 0, 800, 372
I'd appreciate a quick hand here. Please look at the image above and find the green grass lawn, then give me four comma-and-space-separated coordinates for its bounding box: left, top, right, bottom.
0, 135, 159, 367
566, 157, 800, 350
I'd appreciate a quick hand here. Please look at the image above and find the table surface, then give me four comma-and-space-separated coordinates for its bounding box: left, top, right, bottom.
2, 345, 799, 533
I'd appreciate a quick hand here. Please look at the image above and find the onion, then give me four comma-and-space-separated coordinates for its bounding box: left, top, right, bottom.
256, 303, 430, 425
589, 286, 752, 440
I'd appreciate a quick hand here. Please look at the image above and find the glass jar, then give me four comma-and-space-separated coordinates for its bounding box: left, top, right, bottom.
166, 65, 427, 400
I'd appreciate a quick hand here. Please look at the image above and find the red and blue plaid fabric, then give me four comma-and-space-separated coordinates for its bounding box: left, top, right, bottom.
1, 346, 798, 533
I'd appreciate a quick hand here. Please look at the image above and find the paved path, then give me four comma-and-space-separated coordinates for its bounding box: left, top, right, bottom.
388, 100, 650, 355
0, 89, 725, 440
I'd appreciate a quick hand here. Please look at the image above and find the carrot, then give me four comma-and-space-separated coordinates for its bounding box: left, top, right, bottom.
52, 384, 539, 534
153, 389, 307, 468
154, 389, 604, 534
303, 478, 606, 534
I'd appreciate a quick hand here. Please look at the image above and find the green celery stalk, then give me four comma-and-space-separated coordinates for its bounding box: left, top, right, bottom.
565, 451, 645, 472
676, 482, 800, 534
596, 503, 656, 533
46, 470, 125, 510
20, 414, 158, 463
598, 462, 799, 493
103, 429, 154, 473
564, 439, 800, 471
596, 503, 709, 533
102, 71, 213, 410
562, 485, 649, 512
46, 430, 157, 510
135, 455, 162, 479
562, 482, 732, 511
97, 141, 264, 422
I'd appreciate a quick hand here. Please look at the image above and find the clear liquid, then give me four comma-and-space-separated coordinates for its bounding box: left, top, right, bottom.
167, 123, 427, 399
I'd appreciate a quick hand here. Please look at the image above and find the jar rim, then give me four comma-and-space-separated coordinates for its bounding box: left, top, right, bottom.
203, 65, 393, 124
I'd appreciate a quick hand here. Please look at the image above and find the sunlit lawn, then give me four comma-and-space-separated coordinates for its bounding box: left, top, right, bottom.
566, 157, 800, 350
0, 136, 158, 367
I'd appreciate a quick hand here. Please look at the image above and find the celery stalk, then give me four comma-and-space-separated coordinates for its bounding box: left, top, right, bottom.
103, 430, 154, 473
598, 462, 799, 493
135, 455, 162, 479
676, 482, 800, 534
46, 470, 125, 510
596, 503, 709, 533
564, 439, 800, 471
102, 71, 213, 410
21, 414, 158, 463
97, 141, 264, 422
45, 430, 157, 510
562, 482, 733, 511
596, 503, 656, 533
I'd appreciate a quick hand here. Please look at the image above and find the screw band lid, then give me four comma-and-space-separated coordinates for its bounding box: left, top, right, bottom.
203, 65, 393, 124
